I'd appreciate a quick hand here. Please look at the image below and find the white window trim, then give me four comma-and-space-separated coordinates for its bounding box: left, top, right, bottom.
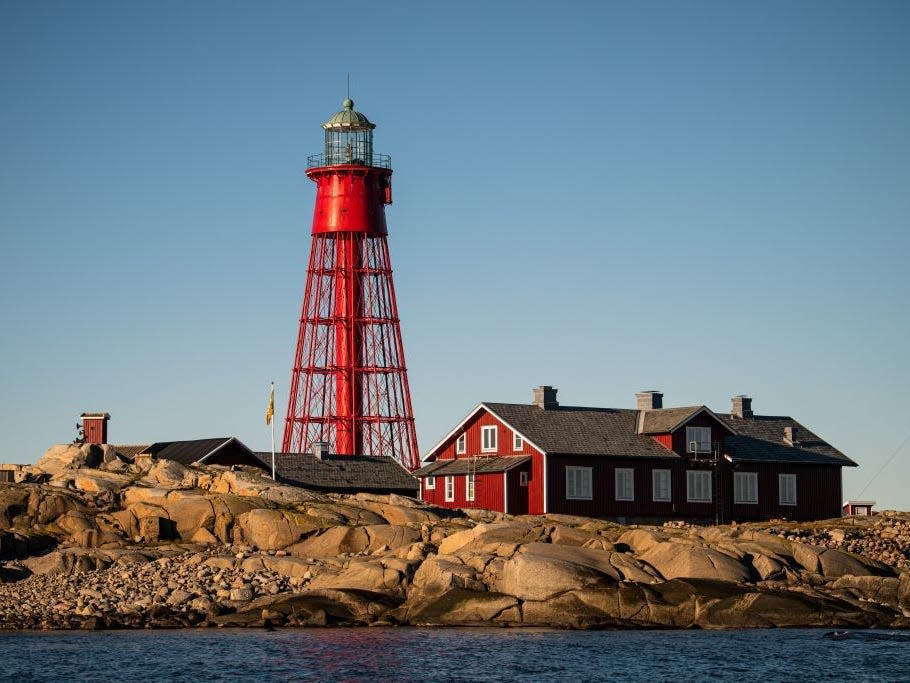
481, 425, 497, 453
565, 466, 593, 500
686, 470, 712, 503
652, 469, 671, 502
455, 433, 466, 455
466, 473, 475, 502
686, 426, 712, 454
444, 475, 455, 502
734, 472, 758, 504
513, 430, 523, 451
615, 468, 634, 502
425, 476, 435, 490
779, 473, 797, 506
519, 471, 529, 487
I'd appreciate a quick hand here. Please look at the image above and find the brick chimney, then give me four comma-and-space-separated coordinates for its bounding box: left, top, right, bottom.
312, 441, 329, 460
731, 396, 753, 419
784, 426, 797, 445
80, 412, 110, 445
532, 386, 559, 410
636, 390, 663, 410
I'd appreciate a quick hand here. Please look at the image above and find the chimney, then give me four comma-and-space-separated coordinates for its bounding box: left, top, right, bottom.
636, 391, 663, 411
79, 412, 110, 445
532, 386, 559, 410
731, 395, 753, 419
312, 441, 329, 460
784, 426, 797, 445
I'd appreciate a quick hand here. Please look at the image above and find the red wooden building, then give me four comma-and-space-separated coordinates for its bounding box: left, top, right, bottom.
414, 387, 856, 523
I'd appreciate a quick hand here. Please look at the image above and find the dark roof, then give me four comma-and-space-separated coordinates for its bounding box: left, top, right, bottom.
426, 402, 855, 468
113, 444, 151, 460
718, 414, 857, 466
254, 452, 418, 493
413, 456, 530, 477
140, 438, 238, 466
639, 406, 705, 434
482, 403, 676, 459
80, 412, 110, 418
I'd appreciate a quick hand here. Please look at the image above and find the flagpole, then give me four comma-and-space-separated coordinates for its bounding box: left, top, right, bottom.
270, 382, 276, 481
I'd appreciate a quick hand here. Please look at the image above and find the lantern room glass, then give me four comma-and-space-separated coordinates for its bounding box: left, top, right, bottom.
324, 127, 373, 166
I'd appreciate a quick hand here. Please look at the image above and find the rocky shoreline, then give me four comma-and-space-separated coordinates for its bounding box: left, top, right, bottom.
1, 444, 909, 630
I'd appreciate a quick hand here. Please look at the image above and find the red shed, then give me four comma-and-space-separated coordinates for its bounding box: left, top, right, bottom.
843, 500, 875, 516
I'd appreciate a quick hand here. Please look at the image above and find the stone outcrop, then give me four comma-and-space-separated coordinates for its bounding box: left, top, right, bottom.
1, 449, 909, 630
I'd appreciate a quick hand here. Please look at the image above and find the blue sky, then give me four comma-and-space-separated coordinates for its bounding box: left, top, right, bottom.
1, 1, 908, 509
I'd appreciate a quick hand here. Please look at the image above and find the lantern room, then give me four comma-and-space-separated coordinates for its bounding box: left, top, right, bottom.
311, 98, 381, 167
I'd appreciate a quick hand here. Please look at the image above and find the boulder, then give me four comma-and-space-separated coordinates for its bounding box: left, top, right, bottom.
72, 470, 132, 494
493, 543, 621, 601
399, 588, 520, 626
286, 526, 361, 557
438, 520, 545, 555
616, 528, 670, 554
410, 555, 485, 595
237, 509, 321, 550
34, 444, 102, 475
639, 541, 751, 583
817, 548, 879, 578
143, 460, 194, 489
308, 559, 406, 593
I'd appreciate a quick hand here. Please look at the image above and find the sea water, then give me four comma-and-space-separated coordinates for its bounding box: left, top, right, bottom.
0, 628, 907, 682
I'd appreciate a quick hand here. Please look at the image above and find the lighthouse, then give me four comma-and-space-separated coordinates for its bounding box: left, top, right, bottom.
283, 98, 419, 470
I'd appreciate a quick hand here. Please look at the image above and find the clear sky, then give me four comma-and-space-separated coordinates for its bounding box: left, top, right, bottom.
1, 1, 908, 509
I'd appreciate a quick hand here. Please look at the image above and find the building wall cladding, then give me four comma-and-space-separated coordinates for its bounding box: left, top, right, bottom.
421, 471, 503, 511
429, 408, 543, 514
435, 409, 537, 461
545, 455, 843, 522
668, 412, 729, 455
729, 462, 842, 521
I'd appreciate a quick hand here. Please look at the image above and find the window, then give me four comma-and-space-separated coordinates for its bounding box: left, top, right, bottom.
444, 475, 455, 502
652, 469, 671, 502
481, 425, 497, 452
519, 471, 529, 487
513, 430, 523, 451
686, 470, 712, 502
734, 472, 758, 504
566, 466, 593, 500
686, 426, 712, 454
456, 433, 466, 454
615, 468, 634, 501
466, 474, 475, 501
425, 476, 435, 490
779, 474, 797, 506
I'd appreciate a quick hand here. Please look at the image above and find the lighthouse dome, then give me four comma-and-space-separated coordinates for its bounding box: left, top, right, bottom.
323, 99, 375, 130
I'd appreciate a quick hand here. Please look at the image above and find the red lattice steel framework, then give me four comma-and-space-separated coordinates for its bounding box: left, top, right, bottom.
283, 99, 419, 469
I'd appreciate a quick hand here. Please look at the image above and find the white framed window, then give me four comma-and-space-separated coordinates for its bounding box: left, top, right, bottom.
513, 430, 523, 451
779, 474, 797, 506
481, 425, 497, 452
519, 471, 529, 487
425, 476, 436, 490
615, 468, 634, 501
444, 475, 455, 502
652, 469, 671, 502
734, 472, 758, 504
466, 474, 475, 501
566, 466, 592, 500
686, 426, 712, 454
686, 470, 712, 502
456, 433, 466, 454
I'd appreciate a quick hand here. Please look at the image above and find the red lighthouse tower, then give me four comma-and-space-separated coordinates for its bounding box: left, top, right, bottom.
283, 98, 419, 469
